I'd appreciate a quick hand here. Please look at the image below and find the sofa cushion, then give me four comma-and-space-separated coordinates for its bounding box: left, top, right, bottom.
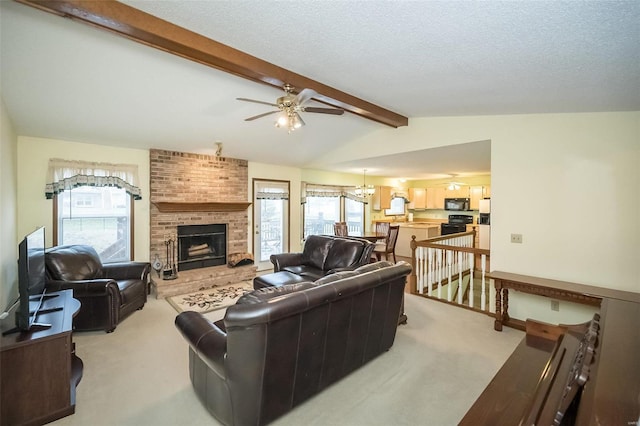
313, 270, 358, 286
323, 238, 365, 271
355, 260, 394, 274
300, 235, 334, 270
253, 271, 310, 290
282, 265, 324, 281
46, 245, 103, 281
237, 282, 316, 305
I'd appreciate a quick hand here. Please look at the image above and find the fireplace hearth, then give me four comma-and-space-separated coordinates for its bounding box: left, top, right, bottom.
177, 224, 227, 271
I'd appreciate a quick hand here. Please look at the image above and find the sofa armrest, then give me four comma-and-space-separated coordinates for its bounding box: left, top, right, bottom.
46, 278, 120, 298
102, 262, 150, 281
270, 253, 303, 272
175, 311, 227, 378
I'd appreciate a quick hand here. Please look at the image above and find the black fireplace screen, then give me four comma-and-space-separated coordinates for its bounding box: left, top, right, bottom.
177, 223, 227, 271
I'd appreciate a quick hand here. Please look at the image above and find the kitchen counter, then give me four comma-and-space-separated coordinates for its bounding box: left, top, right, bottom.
395, 223, 442, 257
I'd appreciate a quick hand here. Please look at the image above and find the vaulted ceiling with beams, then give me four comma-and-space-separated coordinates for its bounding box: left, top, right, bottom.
1, 1, 638, 179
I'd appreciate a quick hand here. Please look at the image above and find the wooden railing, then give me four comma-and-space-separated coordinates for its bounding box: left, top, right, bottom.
409, 231, 492, 313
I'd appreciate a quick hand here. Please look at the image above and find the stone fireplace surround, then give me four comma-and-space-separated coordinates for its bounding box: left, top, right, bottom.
150, 149, 256, 298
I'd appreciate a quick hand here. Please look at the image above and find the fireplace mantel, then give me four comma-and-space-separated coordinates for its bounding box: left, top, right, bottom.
153, 202, 252, 212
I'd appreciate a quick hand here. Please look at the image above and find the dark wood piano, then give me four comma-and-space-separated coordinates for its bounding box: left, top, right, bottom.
460, 296, 640, 425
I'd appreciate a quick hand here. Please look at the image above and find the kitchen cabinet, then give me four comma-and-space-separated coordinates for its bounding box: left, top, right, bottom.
426, 187, 445, 209
469, 186, 484, 210
444, 185, 470, 199
372, 186, 391, 210
396, 224, 441, 257
408, 188, 426, 210
483, 185, 491, 198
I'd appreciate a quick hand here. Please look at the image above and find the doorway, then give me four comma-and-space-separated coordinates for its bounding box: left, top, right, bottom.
253, 179, 290, 271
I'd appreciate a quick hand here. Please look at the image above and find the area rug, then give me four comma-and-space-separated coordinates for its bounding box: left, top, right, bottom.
167, 281, 253, 314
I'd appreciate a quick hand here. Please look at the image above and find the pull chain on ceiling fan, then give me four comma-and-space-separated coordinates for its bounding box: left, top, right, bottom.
237, 84, 344, 133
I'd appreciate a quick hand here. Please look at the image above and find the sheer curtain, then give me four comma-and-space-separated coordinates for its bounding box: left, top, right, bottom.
45, 158, 142, 200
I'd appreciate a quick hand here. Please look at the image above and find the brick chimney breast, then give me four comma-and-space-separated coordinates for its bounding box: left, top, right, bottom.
150, 149, 255, 298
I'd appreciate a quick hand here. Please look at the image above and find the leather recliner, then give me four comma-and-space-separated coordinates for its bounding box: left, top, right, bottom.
175, 261, 412, 426
269, 234, 375, 281
45, 245, 149, 332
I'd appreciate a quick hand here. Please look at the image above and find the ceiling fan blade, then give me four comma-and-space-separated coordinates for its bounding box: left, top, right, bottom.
294, 88, 317, 106
237, 97, 279, 107
244, 110, 280, 121
303, 107, 345, 115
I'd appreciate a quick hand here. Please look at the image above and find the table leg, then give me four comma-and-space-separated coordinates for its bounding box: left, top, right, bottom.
494, 285, 503, 331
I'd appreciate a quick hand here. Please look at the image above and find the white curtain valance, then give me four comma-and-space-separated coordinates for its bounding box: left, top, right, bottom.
45, 158, 142, 200
301, 182, 367, 204
255, 181, 289, 200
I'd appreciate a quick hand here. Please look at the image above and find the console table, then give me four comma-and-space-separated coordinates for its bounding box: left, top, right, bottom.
1, 290, 83, 426
490, 271, 640, 331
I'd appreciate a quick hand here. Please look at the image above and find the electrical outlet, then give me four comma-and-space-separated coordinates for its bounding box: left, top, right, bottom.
551, 300, 560, 311
510, 233, 523, 244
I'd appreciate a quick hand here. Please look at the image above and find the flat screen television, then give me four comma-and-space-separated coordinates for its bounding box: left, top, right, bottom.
15, 226, 48, 331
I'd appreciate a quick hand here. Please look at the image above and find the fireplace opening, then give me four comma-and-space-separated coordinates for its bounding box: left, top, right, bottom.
177, 223, 227, 271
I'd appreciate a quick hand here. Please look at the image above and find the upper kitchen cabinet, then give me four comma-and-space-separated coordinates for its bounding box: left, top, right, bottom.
470, 185, 491, 209
470, 186, 483, 210
372, 186, 392, 210
426, 187, 445, 209
408, 188, 426, 210
444, 185, 470, 199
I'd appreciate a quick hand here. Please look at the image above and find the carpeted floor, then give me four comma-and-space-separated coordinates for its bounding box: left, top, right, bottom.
166, 281, 253, 313
51, 292, 524, 426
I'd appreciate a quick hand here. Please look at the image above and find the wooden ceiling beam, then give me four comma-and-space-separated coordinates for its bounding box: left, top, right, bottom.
17, 0, 408, 128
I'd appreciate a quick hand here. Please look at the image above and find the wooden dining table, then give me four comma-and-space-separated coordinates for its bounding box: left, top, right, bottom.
356, 233, 385, 243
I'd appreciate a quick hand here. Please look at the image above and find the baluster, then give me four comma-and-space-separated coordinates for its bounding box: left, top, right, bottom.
481, 253, 486, 311
427, 248, 433, 296
417, 247, 424, 294
457, 250, 463, 304
468, 252, 474, 308
447, 250, 453, 302
436, 249, 443, 299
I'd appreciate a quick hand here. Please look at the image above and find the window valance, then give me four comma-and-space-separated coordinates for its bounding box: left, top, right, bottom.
301, 183, 367, 204
255, 181, 289, 200
45, 158, 142, 200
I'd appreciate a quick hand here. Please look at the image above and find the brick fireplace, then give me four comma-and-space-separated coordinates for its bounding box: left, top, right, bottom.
150, 149, 256, 298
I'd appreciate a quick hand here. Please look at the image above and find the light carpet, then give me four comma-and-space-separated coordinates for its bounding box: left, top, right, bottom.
52, 293, 524, 426
166, 281, 253, 314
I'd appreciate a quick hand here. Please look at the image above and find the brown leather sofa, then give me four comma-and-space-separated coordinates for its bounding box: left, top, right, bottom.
267, 234, 375, 281
175, 261, 411, 426
45, 245, 149, 332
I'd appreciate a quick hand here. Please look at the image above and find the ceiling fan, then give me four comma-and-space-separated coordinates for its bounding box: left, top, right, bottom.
237, 84, 344, 132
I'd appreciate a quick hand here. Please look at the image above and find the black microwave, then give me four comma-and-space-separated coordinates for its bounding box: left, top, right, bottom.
444, 198, 470, 211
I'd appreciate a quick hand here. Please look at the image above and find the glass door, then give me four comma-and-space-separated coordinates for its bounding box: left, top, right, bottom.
254, 180, 289, 271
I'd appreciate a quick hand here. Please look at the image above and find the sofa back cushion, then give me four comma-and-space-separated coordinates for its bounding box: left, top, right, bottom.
301, 235, 334, 270
236, 282, 316, 305
46, 245, 103, 281
323, 238, 366, 271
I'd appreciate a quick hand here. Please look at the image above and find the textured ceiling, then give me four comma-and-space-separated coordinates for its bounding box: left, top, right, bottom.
2, 1, 638, 179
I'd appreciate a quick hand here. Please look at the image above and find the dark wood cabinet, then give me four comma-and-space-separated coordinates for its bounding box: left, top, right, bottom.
1, 290, 83, 426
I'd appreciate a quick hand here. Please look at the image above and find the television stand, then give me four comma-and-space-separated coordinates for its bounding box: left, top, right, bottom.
0, 290, 83, 425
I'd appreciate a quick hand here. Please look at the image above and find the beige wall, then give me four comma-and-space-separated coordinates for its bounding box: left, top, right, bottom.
17, 137, 151, 261
8, 111, 639, 327
0, 97, 18, 311
328, 111, 640, 324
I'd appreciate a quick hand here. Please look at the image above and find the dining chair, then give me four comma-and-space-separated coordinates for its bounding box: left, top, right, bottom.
334, 221, 348, 237
373, 225, 400, 262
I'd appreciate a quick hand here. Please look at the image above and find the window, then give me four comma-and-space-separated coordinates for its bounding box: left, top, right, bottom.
46, 158, 141, 263
345, 197, 365, 236
56, 186, 132, 262
302, 183, 366, 239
